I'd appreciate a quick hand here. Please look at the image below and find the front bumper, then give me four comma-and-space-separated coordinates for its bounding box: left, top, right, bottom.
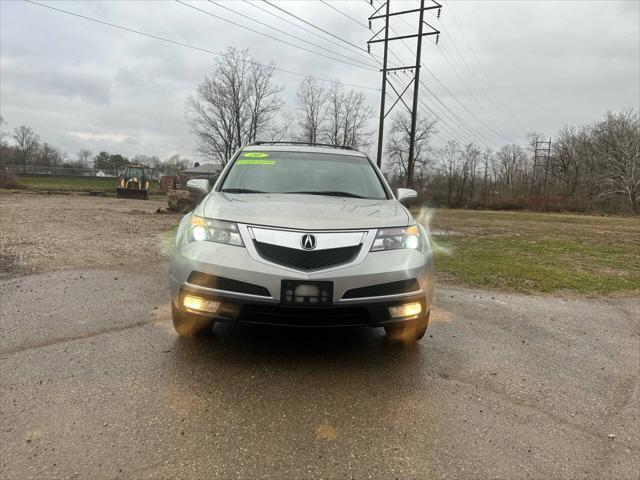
178, 285, 427, 327
169, 240, 435, 328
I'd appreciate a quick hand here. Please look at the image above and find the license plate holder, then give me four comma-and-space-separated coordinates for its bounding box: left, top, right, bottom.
281, 280, 333, 307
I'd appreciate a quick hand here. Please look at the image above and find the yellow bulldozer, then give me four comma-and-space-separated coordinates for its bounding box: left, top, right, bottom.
117, 164, 149, 200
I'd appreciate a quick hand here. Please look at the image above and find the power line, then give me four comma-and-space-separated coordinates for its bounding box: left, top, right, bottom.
263, 0, 371, 55
175, 0, 378, 72
370, 9, 499, 148
378, 0, 519, 142
441, 0, 525, 133
437, 38, 515, 139
319, 0, 369, 29
204, 0, 378, 69
368, 0, 441, 185
389, 70, 483, 147
23, 0, 380, 91
365, 3, 490, 148
403, 0, 520, 137
244, 0, 380, 66
367, 1, 505, 149
389, 30, 511, 144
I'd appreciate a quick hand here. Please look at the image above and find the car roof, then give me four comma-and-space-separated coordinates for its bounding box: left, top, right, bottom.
241, 144, 368, 157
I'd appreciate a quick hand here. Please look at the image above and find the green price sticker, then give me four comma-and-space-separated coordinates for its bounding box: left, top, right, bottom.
242, 152, 269, 158
237, 159, 276, 165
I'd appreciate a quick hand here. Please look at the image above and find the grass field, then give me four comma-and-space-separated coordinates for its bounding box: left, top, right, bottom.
11, 175, 161, 194
420, 208, 640, 295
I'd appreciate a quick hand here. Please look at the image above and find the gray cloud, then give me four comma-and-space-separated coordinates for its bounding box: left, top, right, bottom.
1, 0, 638, 160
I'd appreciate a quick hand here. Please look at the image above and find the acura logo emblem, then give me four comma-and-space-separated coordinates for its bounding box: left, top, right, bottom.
301, 234, 317, 250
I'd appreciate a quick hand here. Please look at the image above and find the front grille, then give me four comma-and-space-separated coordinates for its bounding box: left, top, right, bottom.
187, 271, 271, 297
342, 279, 421, 299
253, 241, 361, 271
240, 305, 371, 327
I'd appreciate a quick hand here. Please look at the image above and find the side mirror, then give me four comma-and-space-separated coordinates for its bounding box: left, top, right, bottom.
186, 178, 211, 196
396, 188, 418, 205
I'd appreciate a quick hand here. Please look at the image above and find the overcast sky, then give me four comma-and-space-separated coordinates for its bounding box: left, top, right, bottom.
1, 0, 638, 161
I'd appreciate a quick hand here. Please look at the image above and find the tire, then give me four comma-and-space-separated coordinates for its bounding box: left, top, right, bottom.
171, 303, 213, 337
384, 310, 430, 342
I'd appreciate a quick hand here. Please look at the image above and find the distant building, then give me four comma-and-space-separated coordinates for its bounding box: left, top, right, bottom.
179, 163, 221, 178
160, 163, 221, 192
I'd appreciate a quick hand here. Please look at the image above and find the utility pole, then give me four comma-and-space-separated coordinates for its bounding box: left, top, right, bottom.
531, 138, 552, 196
375, 0, 390, 169
368, 0, 441, 187
406, 0, 426, 187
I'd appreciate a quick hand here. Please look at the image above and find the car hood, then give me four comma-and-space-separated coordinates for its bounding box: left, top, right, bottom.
196, 192, 410, 230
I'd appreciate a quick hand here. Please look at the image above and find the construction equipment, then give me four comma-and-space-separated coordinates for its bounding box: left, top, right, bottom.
117, 164, 149, 200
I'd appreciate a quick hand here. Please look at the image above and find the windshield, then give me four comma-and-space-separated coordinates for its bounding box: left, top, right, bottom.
126, 167, 145, 180
219, 150, 388, 200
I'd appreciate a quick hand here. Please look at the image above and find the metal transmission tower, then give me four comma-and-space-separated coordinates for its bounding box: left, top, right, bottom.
531, 138, 552, 196
367, 0, 441, 188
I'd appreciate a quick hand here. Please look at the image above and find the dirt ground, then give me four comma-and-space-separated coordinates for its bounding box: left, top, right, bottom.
0, 192, 178, 277
0, 192, 638, 479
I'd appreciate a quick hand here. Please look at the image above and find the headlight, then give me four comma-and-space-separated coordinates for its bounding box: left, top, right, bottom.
371, 225, 422, 251
188, 215, 244, 247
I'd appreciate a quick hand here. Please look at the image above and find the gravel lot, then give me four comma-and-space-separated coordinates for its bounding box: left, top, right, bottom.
0, 192, 638, 479
0, 193, 176, 277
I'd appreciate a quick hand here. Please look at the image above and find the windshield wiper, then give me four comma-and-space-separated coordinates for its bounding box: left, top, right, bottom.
221, 188, 266, 194
285, 190, 366, 199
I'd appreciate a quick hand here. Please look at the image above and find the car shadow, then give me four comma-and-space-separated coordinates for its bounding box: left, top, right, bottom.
168, 322, 428, 375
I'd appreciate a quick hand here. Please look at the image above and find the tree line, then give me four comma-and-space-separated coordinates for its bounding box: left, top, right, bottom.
0, 117, 193, 176
384, 109, 639, 214
188, 48, 638, 214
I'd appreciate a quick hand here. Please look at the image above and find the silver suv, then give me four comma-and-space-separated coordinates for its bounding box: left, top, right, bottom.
169, 143, 435, 341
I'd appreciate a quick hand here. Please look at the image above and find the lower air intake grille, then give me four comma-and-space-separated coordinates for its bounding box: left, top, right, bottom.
187, 271, 271, 297
342, 279, 420, 299
240, 305, 371, 327
253, 241, 361, 271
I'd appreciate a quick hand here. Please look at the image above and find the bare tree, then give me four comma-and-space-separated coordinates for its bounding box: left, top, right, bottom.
12, 125, 40, 173
187, 48, 282, 166
295, 77, 327, 144
495, 144, 526, 196
592, 109, 640, 214
321, 80, 374, 148
386, 112, 437, 187
164, 155, 192, 175
551, 126, 585, 205
247, 61, 283, 143
438, 140, 460, 205
481, 148, 495, 204
77, 149, 93, 168
39, 143, 66, 166
457, 143, 481, 204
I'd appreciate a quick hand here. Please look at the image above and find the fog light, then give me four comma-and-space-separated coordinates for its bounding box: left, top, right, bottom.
183, 295, 219, 313
389, 302, 422, 318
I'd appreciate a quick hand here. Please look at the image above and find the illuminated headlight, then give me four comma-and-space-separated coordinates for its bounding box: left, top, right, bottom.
371, 225, 422, 251
389, 302, 422, 318
188, 215, 244, 246
183, 295, 220, 313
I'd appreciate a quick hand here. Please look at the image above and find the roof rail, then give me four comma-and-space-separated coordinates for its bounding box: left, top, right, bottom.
249, 141, 357, 151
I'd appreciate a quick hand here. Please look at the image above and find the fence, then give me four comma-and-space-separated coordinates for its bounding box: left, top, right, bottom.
0, 164, 160, 180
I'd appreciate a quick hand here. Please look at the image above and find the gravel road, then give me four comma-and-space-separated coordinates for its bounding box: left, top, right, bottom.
0, 193, 638, 479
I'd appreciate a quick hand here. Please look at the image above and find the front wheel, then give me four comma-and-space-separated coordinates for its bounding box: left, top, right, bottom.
384, 310, 430, 342
171, 303, 213, 337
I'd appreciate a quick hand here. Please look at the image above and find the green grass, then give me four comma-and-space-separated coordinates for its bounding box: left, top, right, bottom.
422, 208, 640, 295
15, 175, 161, 194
